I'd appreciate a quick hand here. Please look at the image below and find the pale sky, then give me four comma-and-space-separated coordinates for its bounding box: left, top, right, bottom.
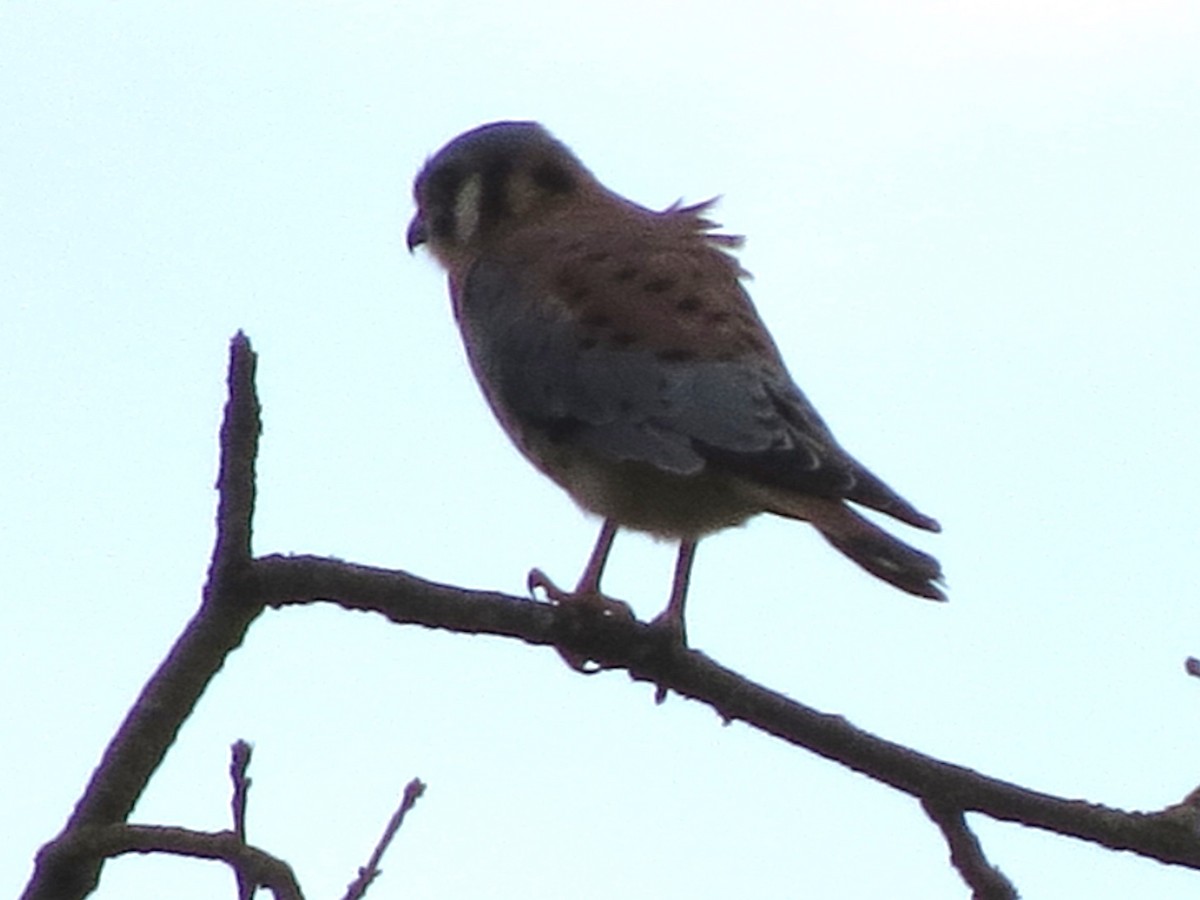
4, 2, 1200, 897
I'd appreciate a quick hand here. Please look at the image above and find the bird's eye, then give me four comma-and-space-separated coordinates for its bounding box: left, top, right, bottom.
530, 161, 575, 194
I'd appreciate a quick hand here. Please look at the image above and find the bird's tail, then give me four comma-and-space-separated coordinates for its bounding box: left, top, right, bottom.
816, 507, 945, 600
761, 493, 946, 601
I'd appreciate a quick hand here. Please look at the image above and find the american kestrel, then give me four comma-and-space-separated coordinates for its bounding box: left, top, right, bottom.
407, 121, 943, 642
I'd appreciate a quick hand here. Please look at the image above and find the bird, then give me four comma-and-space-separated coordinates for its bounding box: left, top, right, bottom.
406, 120, 943, 644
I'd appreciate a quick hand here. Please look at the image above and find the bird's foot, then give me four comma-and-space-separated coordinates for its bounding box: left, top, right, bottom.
528, 567, 635, 674
646, 609, 688, 704
527, 568, 635, 621
647, 608, 687, 649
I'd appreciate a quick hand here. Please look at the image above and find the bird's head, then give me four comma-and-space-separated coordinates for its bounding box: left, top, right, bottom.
407, 121, 593, 272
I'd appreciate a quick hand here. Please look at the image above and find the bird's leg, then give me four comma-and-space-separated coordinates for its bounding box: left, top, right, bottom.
647, 540, 696, 703
649, 539, 696, 647
572, 518, 618, 596
528, 520, 632, 618
530, 521, 633, 674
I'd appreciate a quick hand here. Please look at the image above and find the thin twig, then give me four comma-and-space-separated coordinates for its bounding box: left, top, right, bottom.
83, 823, 302, 900
923, 798, 1019, 899
230, 740, 255, 900
342, 778, 427, 900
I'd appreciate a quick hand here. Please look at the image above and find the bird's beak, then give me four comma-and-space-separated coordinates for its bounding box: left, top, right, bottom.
406, 213, 427, 253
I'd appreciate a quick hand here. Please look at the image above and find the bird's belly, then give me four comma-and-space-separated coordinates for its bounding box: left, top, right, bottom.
530, 440, 762, 539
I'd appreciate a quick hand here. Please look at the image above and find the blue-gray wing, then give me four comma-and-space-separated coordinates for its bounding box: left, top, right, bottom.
456, 260, 863, 499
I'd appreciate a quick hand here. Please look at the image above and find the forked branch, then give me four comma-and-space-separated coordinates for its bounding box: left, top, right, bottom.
22, 334, 1200, 900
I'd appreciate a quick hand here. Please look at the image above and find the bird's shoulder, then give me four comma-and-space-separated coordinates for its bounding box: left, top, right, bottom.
478, 198, 782, 366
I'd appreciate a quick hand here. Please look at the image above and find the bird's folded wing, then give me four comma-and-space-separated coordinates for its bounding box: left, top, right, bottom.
459, 261, 860, 497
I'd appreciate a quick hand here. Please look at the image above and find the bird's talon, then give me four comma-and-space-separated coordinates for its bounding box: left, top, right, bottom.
527, 568, 634, 620
527, 567, 562, 601
648, 611, 688, 649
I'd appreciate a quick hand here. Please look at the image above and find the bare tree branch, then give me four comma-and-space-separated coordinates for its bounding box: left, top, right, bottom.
923, 799, 1019, 899
56, 823, 303, 900
22, 334, 268, 900
342, 778, 427, 900
210, 329, 260, 582
250, 552, 1200, 869
21, 333, 1200, 898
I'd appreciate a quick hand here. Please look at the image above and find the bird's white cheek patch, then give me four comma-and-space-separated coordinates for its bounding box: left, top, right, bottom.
453, 173, 483, 245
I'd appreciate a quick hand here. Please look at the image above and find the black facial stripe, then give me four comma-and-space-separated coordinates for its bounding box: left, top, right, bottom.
425, 165, 463, 207
424, 165, 465, 240
430, 210, 457, 242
